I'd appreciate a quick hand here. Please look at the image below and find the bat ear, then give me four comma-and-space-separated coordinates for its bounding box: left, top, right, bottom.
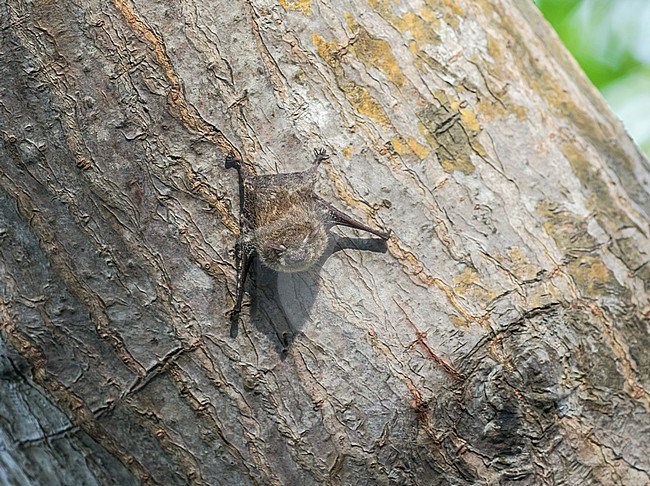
309, 224, 324, 238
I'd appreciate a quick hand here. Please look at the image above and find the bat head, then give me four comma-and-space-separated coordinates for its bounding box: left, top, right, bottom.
255, 207, 329, 273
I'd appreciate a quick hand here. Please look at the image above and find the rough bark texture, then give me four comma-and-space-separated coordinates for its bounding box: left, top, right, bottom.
1, 0, 649, 484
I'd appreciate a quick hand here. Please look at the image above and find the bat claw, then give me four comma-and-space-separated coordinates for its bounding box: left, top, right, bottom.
313, 148, 329, 164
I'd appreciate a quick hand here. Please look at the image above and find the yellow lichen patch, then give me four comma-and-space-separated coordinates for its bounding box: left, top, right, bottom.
434, 0, 465, 19
368, 0, 460, 39
459, 108, 487, 157
496, 247, 541, 282
536, 200, 624, 299
405, 41, 427, 71
398, 8, 442, 46
278, 0, 311, 14
513, 104, 527, 120
390, 136, 430, 158
340, 81, 391, 125
343, 13, 407, 88
566, 256, 617, 299
312, 33, 342, 68
438, 151, 476, 174
341, 146, 354, 160
313, 30, 392, 126
485, 34, 501, 63
417, 97, 482, 174
452, 267, 499, 307
436, 154, 474, 174
525, 281, 566, 309
450, 314, 470, 329
459, 107, 481, 133
538, 201, 597, 251
418, 122, 476, 174
366, 0, 400, 23
476, 97, 526, 122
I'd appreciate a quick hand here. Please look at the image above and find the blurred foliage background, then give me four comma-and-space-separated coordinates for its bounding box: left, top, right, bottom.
534, 0, 650, 157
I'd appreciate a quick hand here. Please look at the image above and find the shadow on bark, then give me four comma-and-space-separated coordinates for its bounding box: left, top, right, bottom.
235, 236, 388, 354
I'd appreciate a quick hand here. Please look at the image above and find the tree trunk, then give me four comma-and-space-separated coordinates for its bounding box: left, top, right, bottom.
1, 0, 649, 484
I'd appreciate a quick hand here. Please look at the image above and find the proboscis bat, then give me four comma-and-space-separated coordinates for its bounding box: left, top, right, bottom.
226, 149, 390, 335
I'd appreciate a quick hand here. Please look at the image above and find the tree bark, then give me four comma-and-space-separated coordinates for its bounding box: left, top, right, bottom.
1, 0, 649, 484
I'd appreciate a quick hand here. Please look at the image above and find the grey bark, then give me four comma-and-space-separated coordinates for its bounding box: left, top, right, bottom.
1, 0, 649, 485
